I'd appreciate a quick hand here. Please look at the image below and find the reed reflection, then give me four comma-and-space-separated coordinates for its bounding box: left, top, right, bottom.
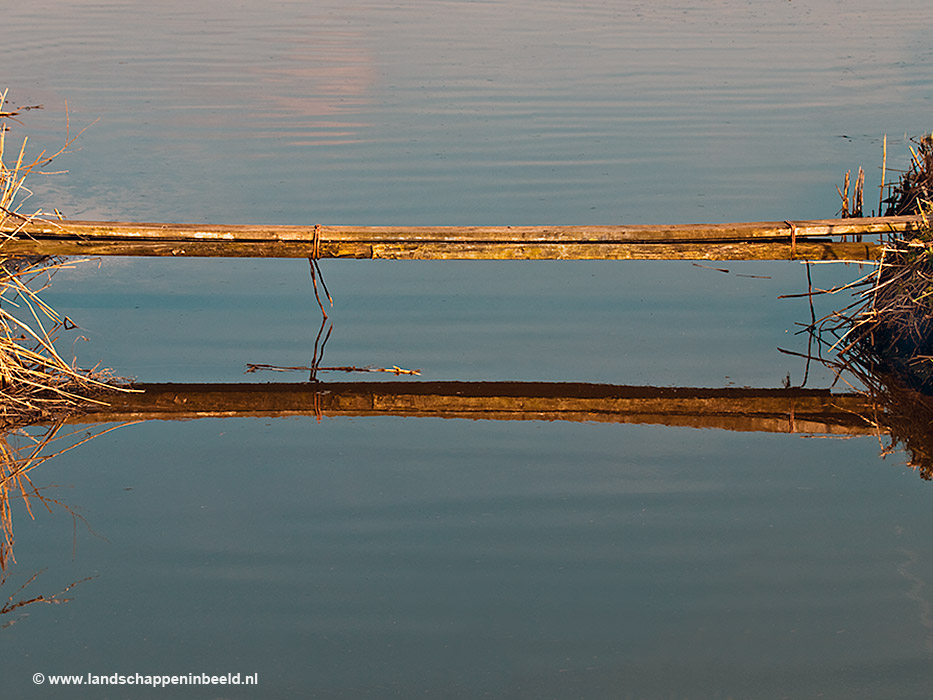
0, 421, 127, 628
840, 373, 933, 479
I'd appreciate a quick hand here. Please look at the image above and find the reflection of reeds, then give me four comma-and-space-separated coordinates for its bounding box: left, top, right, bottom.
0, 420, 127, 627
1, 568, 95, 629
856, 378, 933, 480
0, 421, 125, 572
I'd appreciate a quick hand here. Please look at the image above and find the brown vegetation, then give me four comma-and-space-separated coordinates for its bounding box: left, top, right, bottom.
0, 91, 122, 620
803, 134, 933, 478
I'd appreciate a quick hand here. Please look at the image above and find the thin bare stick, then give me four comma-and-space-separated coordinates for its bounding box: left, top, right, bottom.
245, 362, 421, 376
880, 134, 887, 218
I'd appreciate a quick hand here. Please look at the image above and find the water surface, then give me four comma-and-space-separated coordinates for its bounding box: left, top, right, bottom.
3, 1, 933, 698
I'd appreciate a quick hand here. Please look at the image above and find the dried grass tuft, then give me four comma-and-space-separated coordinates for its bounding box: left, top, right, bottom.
0, 256, 120, 430
0, 90, 120, 430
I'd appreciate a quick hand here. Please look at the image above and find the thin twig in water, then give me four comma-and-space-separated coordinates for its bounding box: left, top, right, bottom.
308, 316, 333, 382
246, 363, 421, 376
691, 263, 729, 273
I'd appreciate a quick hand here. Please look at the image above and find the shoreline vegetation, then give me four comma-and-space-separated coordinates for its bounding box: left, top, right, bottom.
1, 89, 120, 430
1, 91, 123, 612
801, 134, 933, 478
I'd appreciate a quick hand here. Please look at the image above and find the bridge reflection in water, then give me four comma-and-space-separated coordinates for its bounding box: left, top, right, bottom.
79, 381, 873, 436
0, 379, 909, 623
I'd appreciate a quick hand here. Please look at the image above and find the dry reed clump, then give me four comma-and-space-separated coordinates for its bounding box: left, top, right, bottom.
0, 256, 119, 430
0, 261, 124, 584
814, 136, 933, 387
1, 89, 117, 429
838, 233, 933, 479
839, 136, 933, 392
0, 91, 126, 592
807, 134, 933, 477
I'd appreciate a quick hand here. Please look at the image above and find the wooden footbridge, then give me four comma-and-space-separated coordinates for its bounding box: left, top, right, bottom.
4, 215, 923, 260
7, 215, 908, 437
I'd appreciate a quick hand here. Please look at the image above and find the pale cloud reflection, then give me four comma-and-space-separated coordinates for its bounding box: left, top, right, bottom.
247, 28, 376, 147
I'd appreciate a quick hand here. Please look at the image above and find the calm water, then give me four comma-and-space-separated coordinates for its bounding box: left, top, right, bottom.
3, 1, 933, 698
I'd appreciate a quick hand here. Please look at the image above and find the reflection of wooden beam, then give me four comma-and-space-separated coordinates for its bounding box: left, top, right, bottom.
78, 382, 875, 435
6, 216, 921, 260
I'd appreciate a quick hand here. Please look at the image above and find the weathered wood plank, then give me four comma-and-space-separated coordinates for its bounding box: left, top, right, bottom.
359, 240, 883, 261
0, 231, 887, 260
11, 216, 921, 242
76, 381, 875, 434
3, 216, 915, 259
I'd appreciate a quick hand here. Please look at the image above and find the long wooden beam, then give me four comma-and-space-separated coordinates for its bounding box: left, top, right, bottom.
3, 216, 922, 260
77, 381, 875, 435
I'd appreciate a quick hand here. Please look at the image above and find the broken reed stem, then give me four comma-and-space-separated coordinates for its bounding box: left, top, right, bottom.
855, 167, 864, 220
307, 257, 332, 320
837, 168, 865, 222
307, 224, 333, 320
837, 170, 851, 219
880, 134, 887, 219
